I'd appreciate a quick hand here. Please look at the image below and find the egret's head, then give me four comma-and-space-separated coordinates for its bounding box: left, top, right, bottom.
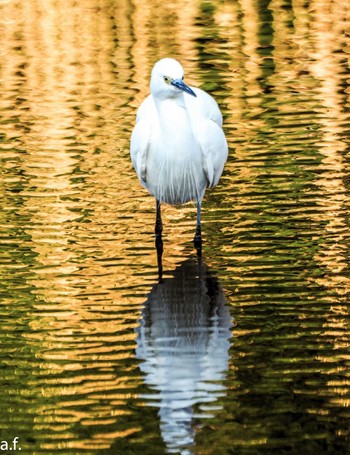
150, 58, 196, 100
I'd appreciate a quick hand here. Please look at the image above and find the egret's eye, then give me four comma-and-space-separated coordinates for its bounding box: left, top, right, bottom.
163, 76, 171, 84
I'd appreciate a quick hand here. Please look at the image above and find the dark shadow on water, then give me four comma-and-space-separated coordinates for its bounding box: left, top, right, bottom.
135, 256, 233, 454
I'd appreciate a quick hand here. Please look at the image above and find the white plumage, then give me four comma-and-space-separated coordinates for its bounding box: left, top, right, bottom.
130, 58, 228, 249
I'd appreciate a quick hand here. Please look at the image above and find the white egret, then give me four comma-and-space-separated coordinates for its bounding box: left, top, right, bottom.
130, 58, 228, 254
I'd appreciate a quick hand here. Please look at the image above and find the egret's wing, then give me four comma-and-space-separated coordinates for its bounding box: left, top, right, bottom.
185, 87, 223, 127
135, 94, 156, 123
130, 95, 155, 185
185, 88, 228, 187
197, 120, 228, 187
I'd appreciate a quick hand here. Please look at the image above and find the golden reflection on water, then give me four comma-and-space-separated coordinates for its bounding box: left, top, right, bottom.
0, 0, 350, 452
1, 1, 145, 451
308, 1, 350, 297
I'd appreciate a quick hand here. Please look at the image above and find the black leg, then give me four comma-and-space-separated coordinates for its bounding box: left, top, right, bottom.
155, 199, 162, 238
155, 235, 163, 283
194, 200, 202, 257
155, 200, 163, 283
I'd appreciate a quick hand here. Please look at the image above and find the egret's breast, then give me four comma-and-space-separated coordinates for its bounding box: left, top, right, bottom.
145, 104, 207, 204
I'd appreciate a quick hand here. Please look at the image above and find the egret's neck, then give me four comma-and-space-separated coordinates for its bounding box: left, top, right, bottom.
154, 93, 186, 112
154, 95, 191, 141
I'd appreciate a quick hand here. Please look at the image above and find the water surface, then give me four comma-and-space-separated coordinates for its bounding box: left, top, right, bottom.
1, 0, 350, 453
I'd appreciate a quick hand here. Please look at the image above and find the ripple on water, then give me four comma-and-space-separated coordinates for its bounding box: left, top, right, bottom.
1, 0, 350, 453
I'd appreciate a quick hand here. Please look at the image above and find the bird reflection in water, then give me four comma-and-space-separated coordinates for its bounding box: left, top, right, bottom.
136, 256, 232, 453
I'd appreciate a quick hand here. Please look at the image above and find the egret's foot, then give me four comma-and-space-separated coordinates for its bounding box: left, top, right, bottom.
194, 234, 202, 257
